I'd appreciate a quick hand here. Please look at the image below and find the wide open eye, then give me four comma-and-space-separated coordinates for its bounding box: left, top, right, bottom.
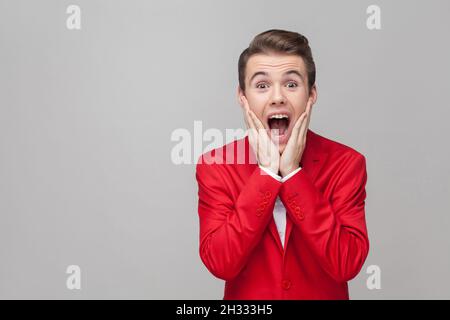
256, 82, 269, 89
286, 81, 298, 88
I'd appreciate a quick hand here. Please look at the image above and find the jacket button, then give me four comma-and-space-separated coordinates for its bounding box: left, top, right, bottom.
282, 279, 291, 290
265, 191, 272, 198
297, 213, 305, 220
295, 207, 301, 213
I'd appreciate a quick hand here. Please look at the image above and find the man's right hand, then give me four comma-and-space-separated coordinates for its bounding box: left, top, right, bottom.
240, 95, 280, 176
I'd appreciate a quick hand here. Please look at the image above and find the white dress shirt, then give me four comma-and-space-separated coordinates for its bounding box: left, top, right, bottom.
258, 165, 302, 248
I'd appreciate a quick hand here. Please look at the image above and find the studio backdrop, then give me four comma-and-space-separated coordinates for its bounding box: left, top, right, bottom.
1, 0, 449, 299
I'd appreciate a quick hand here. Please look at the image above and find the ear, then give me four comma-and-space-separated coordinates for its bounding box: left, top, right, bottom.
236, 85, 245, 109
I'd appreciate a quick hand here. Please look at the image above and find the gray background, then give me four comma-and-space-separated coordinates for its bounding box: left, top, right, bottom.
1, 0, 449, 299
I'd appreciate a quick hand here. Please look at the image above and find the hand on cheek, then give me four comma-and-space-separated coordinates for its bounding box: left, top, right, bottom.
241, 95, 280, 175
279, 99, 313, 177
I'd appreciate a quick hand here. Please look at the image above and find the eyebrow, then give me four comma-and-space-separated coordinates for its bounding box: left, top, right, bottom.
249, 69, 304, 83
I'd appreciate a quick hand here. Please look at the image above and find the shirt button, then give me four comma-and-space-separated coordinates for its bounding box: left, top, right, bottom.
282, 280, 291, 290
297, 213, 305, 220
295, 207, 301, 213
265, 191, 272, 198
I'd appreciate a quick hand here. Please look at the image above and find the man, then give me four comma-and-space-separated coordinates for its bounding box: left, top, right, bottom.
196, 29, 369, 300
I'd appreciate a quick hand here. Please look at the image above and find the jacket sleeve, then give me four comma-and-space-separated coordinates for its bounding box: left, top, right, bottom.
279, 153, 369, 283
196, 159, 282, 281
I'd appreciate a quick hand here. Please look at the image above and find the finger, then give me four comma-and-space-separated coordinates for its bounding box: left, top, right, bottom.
243, 109, 258, 146
248, 109, 265, 131
241, 99, 258, 151
248, 124, 258, 145
242, 102, 256, 132
242, 108, 251, 130
291, 110, 308, 139
249, 110, 276, 152
242, 99, 262, 157
241, 95, 259, 131
241, 97, 266, 162
241, 95, 250, 112
298, 100, 313, 143
282, 111, 307, 154
247, 110, 260, 137
241, 96, 264, 130
246, 111, 259, 149
240, 96, 250, 126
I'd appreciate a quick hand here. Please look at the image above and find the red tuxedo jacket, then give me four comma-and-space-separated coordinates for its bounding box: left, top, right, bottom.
196, 129, 369, 300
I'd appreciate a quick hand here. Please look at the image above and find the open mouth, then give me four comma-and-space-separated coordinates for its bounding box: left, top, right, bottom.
267, 114, 290, 137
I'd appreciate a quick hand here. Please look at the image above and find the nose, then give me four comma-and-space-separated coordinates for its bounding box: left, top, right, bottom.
270, 84, 286, 106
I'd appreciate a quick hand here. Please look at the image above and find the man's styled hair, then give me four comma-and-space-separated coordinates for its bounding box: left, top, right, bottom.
238, 29, 316, 92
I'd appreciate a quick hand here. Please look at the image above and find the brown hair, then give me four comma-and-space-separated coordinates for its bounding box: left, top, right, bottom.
238, 29, 316, 92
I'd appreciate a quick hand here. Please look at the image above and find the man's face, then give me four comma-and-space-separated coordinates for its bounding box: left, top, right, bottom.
238, 53, 317, 154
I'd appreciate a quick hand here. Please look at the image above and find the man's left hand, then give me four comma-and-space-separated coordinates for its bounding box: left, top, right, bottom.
279, 99, 313, 177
